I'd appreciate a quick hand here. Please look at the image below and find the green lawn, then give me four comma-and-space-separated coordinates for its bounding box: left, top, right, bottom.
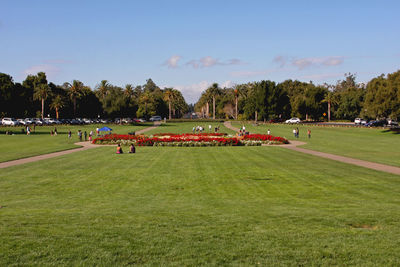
0, 124, 151, 162
1, 145, 400, 266
233, 122, 400, 167
145, 121, 236, 135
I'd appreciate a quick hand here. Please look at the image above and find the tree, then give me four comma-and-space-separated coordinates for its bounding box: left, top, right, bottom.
321, 90, 338, 121
363, 70, 400, 119
0, 73, 15, 116
163, 88, 174, 119
96, 80, 110, 101
33, 83, 51, 119
50, 95, 65, 119
334, 74, 365, 120
65, 80, 84, 117
206, 83, 220, 119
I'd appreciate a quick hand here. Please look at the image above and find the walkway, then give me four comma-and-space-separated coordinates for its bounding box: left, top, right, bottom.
135, 121, 161, 135
224, 121, 400, 176
0, 141, 98, 169
0, 122, 161, 169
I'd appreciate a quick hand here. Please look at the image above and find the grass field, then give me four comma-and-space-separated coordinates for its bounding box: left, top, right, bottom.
1, 143, 400, 265
232, 122, 400, 167
145, 121, 236, 135
1, 122, 400, 265
0, 124, 150, 163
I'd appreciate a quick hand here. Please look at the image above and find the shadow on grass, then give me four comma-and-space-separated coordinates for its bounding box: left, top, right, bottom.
381, 128, 400, 134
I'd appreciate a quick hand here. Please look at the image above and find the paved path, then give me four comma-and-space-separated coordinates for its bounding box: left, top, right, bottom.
135, 121, 161, 135
0, 123, 161, 169
0, 142, 98, 169
224, 121, 242, 133
224, 121, 400, 175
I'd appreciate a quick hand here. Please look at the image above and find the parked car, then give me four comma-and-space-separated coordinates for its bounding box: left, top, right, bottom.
121, 118, 132, 124
268, 118, 284, 123
365, 119, 387, 127
149, 115, 162, 121
2, 118, 19, 126
354, 118, 368, 125
17, 119, 27, 125
387, 119, 398, 126
285, 117, 301, 124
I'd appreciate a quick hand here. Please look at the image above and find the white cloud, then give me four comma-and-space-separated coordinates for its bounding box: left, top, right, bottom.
186, 56, 243, 68
23, 64, 60, 78
292, 56, 344, 70
164, 55, 182, 68
273, 55, 287, 67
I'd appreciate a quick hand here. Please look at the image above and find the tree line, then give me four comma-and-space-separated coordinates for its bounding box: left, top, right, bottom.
0, 72, 188, 120
1, 70, 399, 121
195, 70, 400, 121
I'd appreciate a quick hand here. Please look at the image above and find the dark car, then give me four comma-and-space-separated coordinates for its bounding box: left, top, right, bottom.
365, 119, 387, 127
268, 118, 284, 123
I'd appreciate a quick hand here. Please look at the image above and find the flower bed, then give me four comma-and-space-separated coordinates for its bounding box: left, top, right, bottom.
92, 133, 288, 146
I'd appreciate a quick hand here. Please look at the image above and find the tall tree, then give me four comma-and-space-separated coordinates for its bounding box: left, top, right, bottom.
96, 80, 110, 101
163, 88, 174, 119
33, 83, 51, 119
65, 80, 84, 117
50, 94, 65, 119
207, 83, 220, 119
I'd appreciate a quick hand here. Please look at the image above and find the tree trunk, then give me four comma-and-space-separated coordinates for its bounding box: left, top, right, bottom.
328, 101, 331, 122
56, 108, 59, 119
255, 111, 258, 122
213, 96, 216, 120
235, 96, 238, 120
41, 98, 44, 119
168, 100, 172, 120
73, 97, 77, 117
206, 102, 209, 118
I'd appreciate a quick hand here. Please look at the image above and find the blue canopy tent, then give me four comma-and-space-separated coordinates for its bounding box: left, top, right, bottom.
98, 126, 112, 132
98, 126, 112, 135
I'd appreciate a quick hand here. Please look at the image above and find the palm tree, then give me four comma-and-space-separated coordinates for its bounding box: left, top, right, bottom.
321, 91, 337, 122
124, 84, 134, 99
163, 88, 174, 120
139, 91, 152, 118
207, 83, 220, 119
234, 87, 239, 120
97, 80, 110, 100
66, 80, 84, 117
33, 83, 51, 119
50, 95, 65, 119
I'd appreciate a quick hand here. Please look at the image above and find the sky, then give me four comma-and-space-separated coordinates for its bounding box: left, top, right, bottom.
1, 0, 399, 103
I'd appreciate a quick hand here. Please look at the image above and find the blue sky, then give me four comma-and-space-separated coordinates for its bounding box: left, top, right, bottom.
1, 0, 399, 103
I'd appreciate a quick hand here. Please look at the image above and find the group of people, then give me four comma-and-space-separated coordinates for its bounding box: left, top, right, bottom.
292, 128, 311, 139
238, 125, 247, 136
75, 130, 94, 141
192, 125, 220, 134
116, 143, 135, 154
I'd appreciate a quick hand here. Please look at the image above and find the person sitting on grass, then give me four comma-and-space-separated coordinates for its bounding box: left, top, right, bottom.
116, 144, 123, 154
129, 144, 136, 153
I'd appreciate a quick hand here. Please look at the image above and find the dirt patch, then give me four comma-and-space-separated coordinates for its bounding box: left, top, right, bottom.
348, 223, 379, 230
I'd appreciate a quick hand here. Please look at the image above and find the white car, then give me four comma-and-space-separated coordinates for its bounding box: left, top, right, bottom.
2, 118, 19, 126
17, 119, 27, 125
149, 116, 162, 121
285, 117, 301, 124
354, 118, 367, 125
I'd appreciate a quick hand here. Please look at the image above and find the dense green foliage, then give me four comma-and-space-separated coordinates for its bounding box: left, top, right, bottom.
194, 71, 400, 121
0, 74, 188, 120
1, 145, 400, 265
1, 70, 399, 121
